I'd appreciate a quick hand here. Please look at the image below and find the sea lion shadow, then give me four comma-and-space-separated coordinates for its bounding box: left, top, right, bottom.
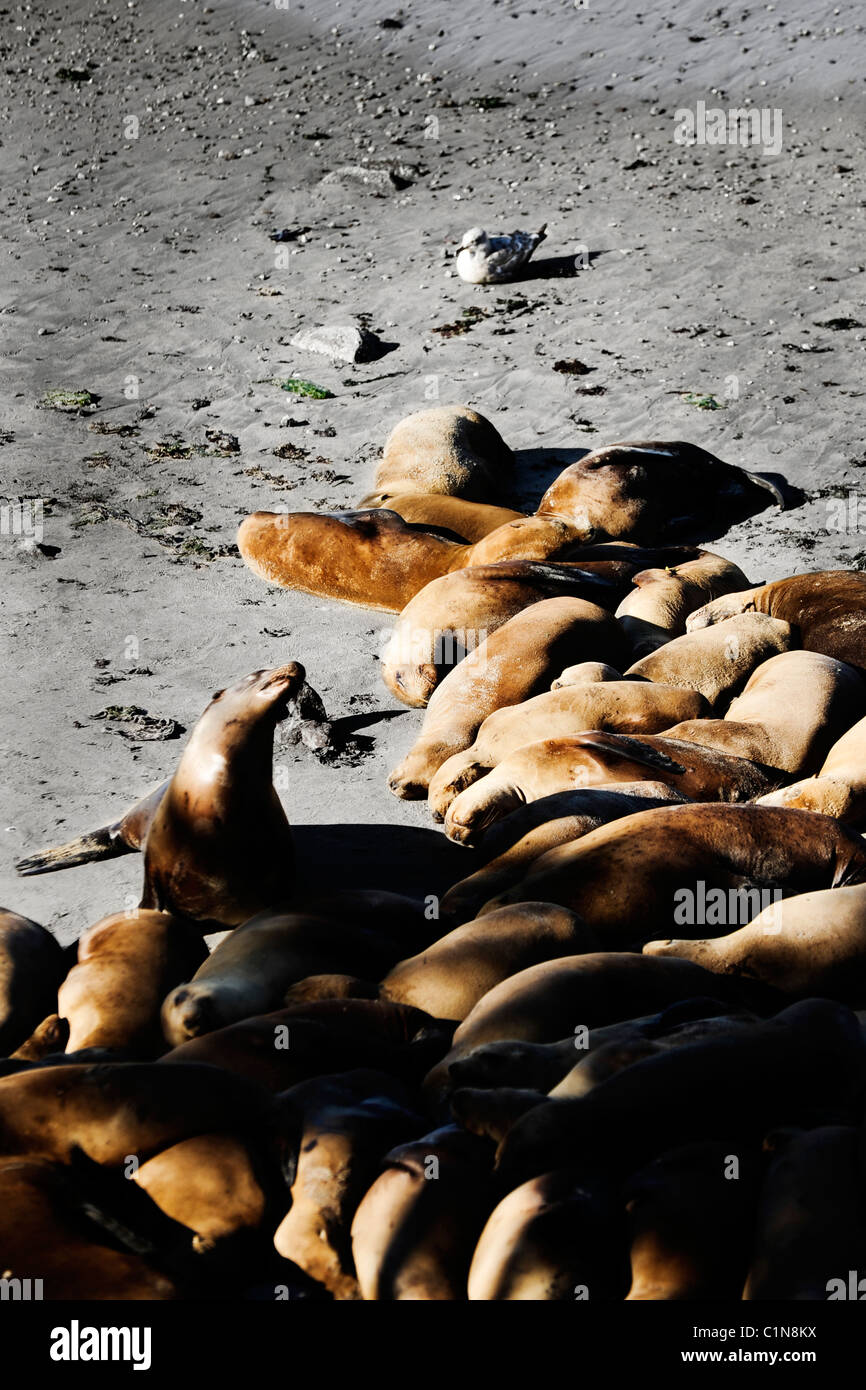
512, 446, 590, 509
292, 822, 477, 900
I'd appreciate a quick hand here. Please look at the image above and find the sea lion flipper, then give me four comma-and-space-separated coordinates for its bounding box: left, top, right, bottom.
16, 822, 133, 876
741, 470, 787, 510
577, 732, 687, 776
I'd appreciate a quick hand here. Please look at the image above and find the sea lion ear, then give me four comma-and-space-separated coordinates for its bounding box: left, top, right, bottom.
210, 688, 225, 702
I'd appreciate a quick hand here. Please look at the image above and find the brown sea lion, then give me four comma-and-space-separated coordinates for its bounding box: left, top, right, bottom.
625, 1140, 760, 1300
428, 681, 708, 821
744, 1126, 866, 1300
495, 1000, 866, 1187
468, 1169, 628, 1300
350, 1125, 494, 1300
615, 552, 753, 659
423, 953, 744, 1103
443, 733, 779, 845
549, 1014, 754, 1100
0, 909, 67, 1056
551, 661, 621, 687
0, 1157, 178, 1299
388, 598, 626, 795
660, 650, 866, 776
273, 1070, 423, 1299
58, 910, 206, 1055
0, 1061, 270, 1165
132, 1133, 269, 1251
11, 1014, 69, 1062
359, 493, 525, 542
362, 404, 514, 503
645, 882, 866, 1004
535, 440, 783, 542
687, 569, 866, 672
439, 784, 688, 924
756, 713, 866, 825
482, 804, 866, 946
381, 561, 629, 707
625, 613, 794, 710
380, 904, 600, 1022
159, 999, 442, 1092
161, 908, 417, 1045
141, 664, 303, 928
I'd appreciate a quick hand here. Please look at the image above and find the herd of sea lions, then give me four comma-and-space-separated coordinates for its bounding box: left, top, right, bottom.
7, 403, 866, 1300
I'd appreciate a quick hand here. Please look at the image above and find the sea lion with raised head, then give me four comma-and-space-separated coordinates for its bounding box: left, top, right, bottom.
482, 804, 866, 945
58, 910, 207, 1055
387, 598, 626, 796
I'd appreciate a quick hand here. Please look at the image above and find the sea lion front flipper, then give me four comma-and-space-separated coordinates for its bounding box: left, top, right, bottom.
576, 732, 686, 776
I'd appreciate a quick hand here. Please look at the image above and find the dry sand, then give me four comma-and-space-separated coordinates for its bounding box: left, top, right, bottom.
2, 0, 865, 944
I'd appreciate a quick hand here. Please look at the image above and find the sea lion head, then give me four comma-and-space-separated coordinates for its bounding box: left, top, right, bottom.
208, 663, 306, 726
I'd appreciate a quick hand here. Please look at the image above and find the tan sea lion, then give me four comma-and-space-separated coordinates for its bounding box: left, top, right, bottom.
273, 1070, 423, 1299
744, 1126, 866, 1300
350, 1124, 494, 1300
10, 1013, 70, 1062
625, 1140, 760, 1300
362, 404, 514, 503
495, 1000, 866, 1187
660, 650, 866, 776
428, 681, 708, 821
132, 1133, 270, 1251
388, 597, 626, 795
615, 553, 753, 659
439, 784, 688, 924
58, 910, 207, 1055
141, 664, 303, 928
359, 493, 525, 542
0, 1061, 270, 1165
756, 713, 866, 825
161, 908, 417, 1045
645, 882, 866, 1003
625, 613, 795, 710
483, 804, 866, 945
423, 953, 744, 1103
687, 569, 866, 671
0, 1157, 178, 1299
380, 904, 600, 1022
381, 561, 630, 707
468, 1169, 627, 1300
551, 661, 621, 687
535, 440, 784, 542
443, 733, 779, 845
0, 909, 67, 1056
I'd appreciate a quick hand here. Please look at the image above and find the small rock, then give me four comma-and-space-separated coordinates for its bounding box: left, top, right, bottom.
291, 324, 383, 364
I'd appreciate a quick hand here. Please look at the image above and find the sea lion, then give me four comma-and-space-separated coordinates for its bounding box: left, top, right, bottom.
362, 404, 514, 504
380, 904, 600, 1022
659, 650, 866, 776
350, 1125, 495, 1300
423, 953, 744, 1103
360, 493, 525, 542
273, 1070, 423, 1299
161, 908, 418, 1046
535, 440, 783, 542
495, 999, 866, 1187
551, 661, 621, 687
756, 713, 866, 825
482, 804, 866, 945
282, 974, 381, 1004
468, 1169, 628, 1300
744, 1126, 866, 1300
427, 680, 708, 821
625, 613, 794, 710
388, 598, 626, 795
11, 1013, 69, 1062
645, 882, 866, 1004
624, 1140, 760, 1300
160, 999, 444, 1092
687, 569, 866, 672
381, 561, 629, 707
58, 910, 207, 1055
615, 553, 753, 659
443, 733, 779, 845
439, 784, 688, 924
0, 1156, 178, 1299
0, 909, 67, 1056
141, 664, 303, 928
132, 1133, 271, 1252
0, 1061, 271, 1165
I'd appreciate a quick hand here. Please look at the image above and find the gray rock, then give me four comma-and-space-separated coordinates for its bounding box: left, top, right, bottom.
319, 162, 417, 193
290, 324, 382, 364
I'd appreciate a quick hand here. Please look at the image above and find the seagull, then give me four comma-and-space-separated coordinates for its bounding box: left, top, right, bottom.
455, 224, 547, 284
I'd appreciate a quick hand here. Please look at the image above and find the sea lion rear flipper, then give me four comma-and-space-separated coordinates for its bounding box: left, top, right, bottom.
16, 821, 134, 876
577, 732, 686, 776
